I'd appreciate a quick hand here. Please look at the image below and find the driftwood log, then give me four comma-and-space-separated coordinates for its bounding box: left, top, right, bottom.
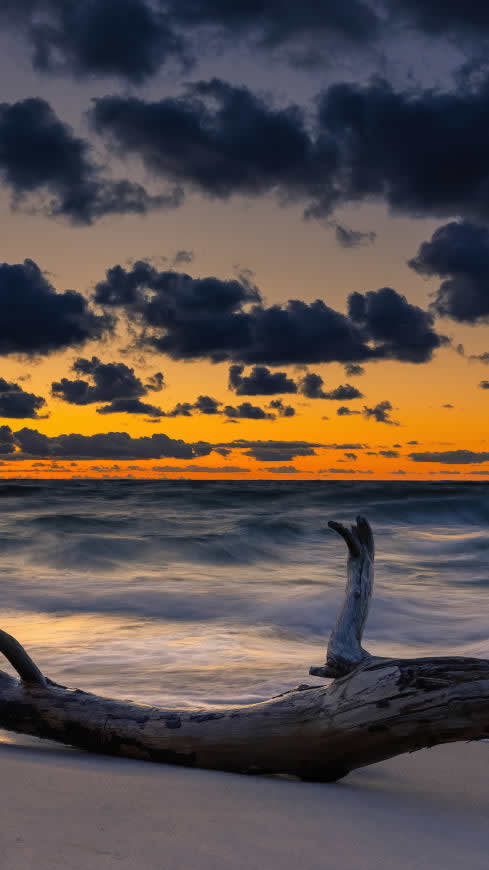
0, 516, 488, 781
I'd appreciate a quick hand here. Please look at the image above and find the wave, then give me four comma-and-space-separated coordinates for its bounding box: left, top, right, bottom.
1, 478, 488, 709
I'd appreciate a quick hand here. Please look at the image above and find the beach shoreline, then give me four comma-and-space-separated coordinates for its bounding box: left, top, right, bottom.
0, 739, 487, 870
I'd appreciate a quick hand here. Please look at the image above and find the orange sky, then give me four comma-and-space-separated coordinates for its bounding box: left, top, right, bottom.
1, 35, 489, 481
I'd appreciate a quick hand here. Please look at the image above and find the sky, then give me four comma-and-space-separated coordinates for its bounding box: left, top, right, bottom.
1, 1, 489, 480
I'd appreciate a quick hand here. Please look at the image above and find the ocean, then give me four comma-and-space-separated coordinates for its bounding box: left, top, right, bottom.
0, 480, 488, 714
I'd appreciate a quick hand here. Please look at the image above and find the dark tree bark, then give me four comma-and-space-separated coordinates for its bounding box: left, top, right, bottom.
0, 517, 488, 781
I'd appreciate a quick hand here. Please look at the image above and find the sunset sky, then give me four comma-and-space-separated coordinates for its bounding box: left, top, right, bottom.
1, 1, 489, 479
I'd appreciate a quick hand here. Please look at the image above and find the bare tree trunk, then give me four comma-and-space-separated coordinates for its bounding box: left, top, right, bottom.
0, 517, 488, 781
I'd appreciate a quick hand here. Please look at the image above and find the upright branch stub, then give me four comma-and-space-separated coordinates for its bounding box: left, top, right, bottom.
310, 515, 375, 679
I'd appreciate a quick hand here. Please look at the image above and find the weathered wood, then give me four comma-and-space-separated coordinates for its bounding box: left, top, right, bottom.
310, 516, 375, 678
0, 515, 488, 781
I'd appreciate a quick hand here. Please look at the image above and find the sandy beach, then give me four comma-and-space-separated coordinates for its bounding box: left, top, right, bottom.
0, 738, 487, 870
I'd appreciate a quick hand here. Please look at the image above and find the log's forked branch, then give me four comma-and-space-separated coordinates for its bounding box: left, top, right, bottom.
310, 515, 375, 678
0, 629, 46, 686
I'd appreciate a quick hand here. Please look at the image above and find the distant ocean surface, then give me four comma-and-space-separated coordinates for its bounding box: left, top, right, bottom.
1, 480, 488, 713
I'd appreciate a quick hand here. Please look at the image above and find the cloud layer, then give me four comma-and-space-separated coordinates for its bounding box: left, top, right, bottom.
93, 261, 445, 366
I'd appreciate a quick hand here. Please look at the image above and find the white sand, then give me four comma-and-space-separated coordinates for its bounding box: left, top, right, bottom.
0, 740, 488, 870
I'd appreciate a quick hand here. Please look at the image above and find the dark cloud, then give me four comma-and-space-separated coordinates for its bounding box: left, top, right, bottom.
51, 357, 164, 414
409, 222, 489, 323
0, 0, 187, 84
233, 300, 373, 365
0, 425, 16, 454
16, 2, 489, 89
344, 363, 365, 376
326, 384, 363, 399
348, 287, 446, 363
268, 399, 295, 417
479, 381, 489, 389
145, 372, 165, 391
94, 262, 444, 367
90, 74, 489, 227
1, 0, 379, 84
326, 442, 366, 448
409, 449, 489, 463
0, 258, 111, 356
90, 80, 323, 217
363, 400, 399, 425
242, 445, 316, 461
387, 0, 489, 40
264, 466, 300, 474
337, 406, 360, 416
0, 98, 179, 224
214, 447, 231, 456
217, 439, 320, 462
8, 426, 214, 460
163, 395, 222, 417
166, 402, 193, 417
299, 372, 363, 400
0, 379, 46, 418
333, 223, 376, 248
96, 398, 164, 416
193, 395, 222, 415
153, 465, 249, 473
170, 0, 379, 57
229, 364, 297, 395
320, 467, 361, 474
94, 261, 260, 362
379, 449, 399, 457
314, 74, 489, 223
299, 373, 326, 399
224, 402, 275, 420
344, 452, 357, 459
443, 403, 454, 408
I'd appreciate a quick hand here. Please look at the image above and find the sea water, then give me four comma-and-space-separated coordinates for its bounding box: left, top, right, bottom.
0, 480, 488, 711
